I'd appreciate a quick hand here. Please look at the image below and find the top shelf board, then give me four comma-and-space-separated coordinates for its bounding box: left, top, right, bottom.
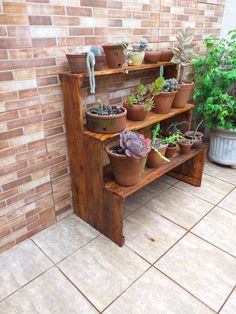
60, 62, 174, 79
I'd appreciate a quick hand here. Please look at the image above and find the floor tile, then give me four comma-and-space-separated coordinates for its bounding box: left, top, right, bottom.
155, 233, 236, 311
204, 160, 236, 185
124, 207, 186, 263
32, 214, 100, 263
175, 174, 234, 204
58, 235, 149, 311
220, 288, 236, 314
159, 174, 179, 185
0, 239, 53, 301
0, 268, 97, 314
104, 267, 214, 314
146, 187, 213, 229
218, 188, 236, 215
124, 197, 142, 218
192, 206, 236, 257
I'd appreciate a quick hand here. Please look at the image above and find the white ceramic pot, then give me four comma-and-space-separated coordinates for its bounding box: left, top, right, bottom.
129, 51, 145, 66
209, 127, 236, 168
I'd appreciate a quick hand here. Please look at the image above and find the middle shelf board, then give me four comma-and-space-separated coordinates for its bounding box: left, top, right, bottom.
83, 103, 194, 142
103, 145, 205, 198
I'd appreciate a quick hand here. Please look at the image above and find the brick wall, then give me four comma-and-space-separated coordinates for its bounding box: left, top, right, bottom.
0, 0, 225, 252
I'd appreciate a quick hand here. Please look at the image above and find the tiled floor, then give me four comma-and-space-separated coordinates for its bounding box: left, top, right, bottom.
0, 160, 236, 313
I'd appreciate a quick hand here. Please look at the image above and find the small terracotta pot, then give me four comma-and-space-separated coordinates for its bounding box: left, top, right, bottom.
160, 49, 174, 61
178, 140, 193, 155
123, 103, 148, 121
66, 54, 87, 73
147, 144, 168, 168
152, 91, 177, 114
185, 131, 203, 148
172, 81, 194, 108
129, 51, 145, 66
165, 144, 177, 158
144, 50, 161, 63
86, 106, 127, 134
106, 141, 147, 186
102, 44, 125, 68
94, 55, 106, 71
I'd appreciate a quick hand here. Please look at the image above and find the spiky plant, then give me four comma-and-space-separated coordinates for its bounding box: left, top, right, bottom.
171, 28, 198, 84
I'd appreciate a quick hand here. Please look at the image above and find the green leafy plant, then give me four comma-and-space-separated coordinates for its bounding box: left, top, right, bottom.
171, 28, 198, 84
150, 76, 165, 96
151, 123, 170, 162
192, 30, 236, 130
127, 83, 154, 111
163, 133, 183, 145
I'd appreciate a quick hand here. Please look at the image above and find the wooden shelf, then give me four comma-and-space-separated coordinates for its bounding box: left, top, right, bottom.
60, 61, 173, 79
83, 103, 194, 142
103, 146, 205, 198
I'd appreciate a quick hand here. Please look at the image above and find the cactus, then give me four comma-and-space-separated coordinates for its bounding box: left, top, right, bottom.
162, 78, 178, 92
120, 131, 151, 159
90, 46, 102, 56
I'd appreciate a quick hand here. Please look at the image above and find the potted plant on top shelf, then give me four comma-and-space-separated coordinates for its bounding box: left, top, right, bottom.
90, 46, 106, 71
171, 28, 199, 108
102, 41, 128, 68
129, 38, 149, 66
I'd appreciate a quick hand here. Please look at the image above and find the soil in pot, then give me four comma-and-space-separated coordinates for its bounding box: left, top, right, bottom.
185, 131, 203, 149
106, 143, 147, 186
66, 54, 87, 73
178, 140, 193, 155
153, 91, 177, 114
144, 50, 161, 63
123, 103, 148, 121
102, 44, 125, 68
94, 55, 106, 71
172, 81, 194, 108
86, 106, 127, 134
147, 143, 168, 168
165, 143, 177, 158
130, 51, 145, 65
160, 49, 174, 61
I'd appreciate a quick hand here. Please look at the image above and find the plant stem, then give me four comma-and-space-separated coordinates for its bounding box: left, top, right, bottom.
179, 65, 184, 84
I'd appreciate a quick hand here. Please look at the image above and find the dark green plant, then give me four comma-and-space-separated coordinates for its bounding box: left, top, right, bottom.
192, 30, 236, 130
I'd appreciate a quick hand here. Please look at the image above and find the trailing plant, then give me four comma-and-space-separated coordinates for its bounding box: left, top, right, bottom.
90, 99, 123, 115
151, 123, 170, 162
162, 78, 178, 92
90, 46, 102, 56
192, 29, 236, 130
127, 83, 154, 111
86, 52, 96, 93
171, 28, 198, 84
119, 131, 151, 159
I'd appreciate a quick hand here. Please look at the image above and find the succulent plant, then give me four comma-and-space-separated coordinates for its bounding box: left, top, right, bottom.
120, 131, 151, 159
127, 84, 154, 111
132, 37, 149, 51
90, 46, 102, 56
150, 76, 165, 96
162, 78, 178, 92
91, 99, 123, 116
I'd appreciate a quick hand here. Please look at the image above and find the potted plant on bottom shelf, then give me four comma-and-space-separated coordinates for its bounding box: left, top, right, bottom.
185, 120, 204, 148
106, 131, 151, 186
171, 28, 198, 108
163, 133, 183, 158
86, 99, 127, 134
165, 120, 189, 137
178, 138, 193, 155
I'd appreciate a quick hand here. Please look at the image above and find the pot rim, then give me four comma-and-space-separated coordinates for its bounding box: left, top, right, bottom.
124, 102, 145, 108
156, 90, 177, 96
178, 140, 193, 146
105, 141, 129, 159
86, 106, 127, 120
185, 131, 204, 138
66, 53, 87, 57
178, 80, 194, 86
102, 44, 123, 49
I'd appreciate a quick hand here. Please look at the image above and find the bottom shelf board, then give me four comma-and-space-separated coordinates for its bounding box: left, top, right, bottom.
103, 146, 204, 198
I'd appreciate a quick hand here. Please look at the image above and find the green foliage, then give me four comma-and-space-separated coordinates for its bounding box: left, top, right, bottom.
127, 84, 154, 111
166, 121, 189, 134
150, 77, 165, 96
163, 133, 183, 145
127, 95, 137, 105
192, 30, 236, 130
151, 123, 162, 145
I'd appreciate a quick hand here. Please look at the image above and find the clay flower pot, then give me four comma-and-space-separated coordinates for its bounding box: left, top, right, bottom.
152, 91, 177, 114
178, 140, 193, 155
66, 54, 87, 73
144, 50, 161, 63
123, 103, 148, 121
106, 141, 147, 186
102, 44, 125, 68
94, 55, 106, 71
129, 51, 145, 66
160, 49, 174, 61
86, 106, 127, 134
185, 131, 203, 149
147, 144, 168, 168
165, 144, 177, 158
172, 81, 194, 108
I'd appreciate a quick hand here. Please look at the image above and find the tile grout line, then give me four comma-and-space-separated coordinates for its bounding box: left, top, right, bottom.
217, 285, 236, 313
203, 170, 236, 186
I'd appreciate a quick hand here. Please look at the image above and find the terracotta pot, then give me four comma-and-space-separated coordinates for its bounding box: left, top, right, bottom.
165, 144, 177, 158
66, 54, 87, 73
172, 81, 194, 108
160, 49, 174, 61
102, 44, 125, 68
94, 55, 106, 71
144, 50, 161, 63
86, 106, 127, 134
147, 144, 168, 168
106, 141, 147, 186
185, 131, 203, 148
152, 91, 177, 114
178, 140, 193, 155
123, 103, 148, 121
129, 51, 145, 66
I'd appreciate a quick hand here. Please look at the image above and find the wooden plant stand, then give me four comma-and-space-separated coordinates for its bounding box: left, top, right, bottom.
60, 63, 206, 247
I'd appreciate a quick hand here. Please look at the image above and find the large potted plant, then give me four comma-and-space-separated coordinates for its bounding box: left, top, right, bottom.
192, 30, 236, 167
171, 28, 198, 108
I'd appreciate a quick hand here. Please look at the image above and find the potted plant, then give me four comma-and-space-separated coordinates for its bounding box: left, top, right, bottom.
147, 123, 169, 168
129, 38, 149, 66
185, 120, 204, 148
124, 84, 154, 121
106, 131, 151, 186
178, 138, 193, 155
90, 46, 106, 71
163, 133, 183, 158
192, 30, 236, 167
86, 99, 127, 134
102, 41, 128, 68
144, 43, 162, 64
171, 28, 198, 108
66, 50, 87, 74
165, 120, 189, 136
151, 78, 178, 114
160, 48, 174, 61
